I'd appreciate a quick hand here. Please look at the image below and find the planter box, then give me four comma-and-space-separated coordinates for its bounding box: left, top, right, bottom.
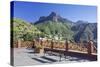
34, 48, 44, 54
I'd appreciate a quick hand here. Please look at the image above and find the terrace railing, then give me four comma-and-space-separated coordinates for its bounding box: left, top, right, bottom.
14, 39, 97, 55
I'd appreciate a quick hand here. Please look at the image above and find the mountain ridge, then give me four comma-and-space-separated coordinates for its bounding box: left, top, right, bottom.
13, 12, 97, 44
33, 12, 97, 43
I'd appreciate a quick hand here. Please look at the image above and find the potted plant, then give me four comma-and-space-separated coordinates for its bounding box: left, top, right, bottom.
35, 44, 44, 54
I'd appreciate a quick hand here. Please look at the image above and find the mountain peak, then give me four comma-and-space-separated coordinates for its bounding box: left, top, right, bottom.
47, 12, 59, 22
49, 12, 58, 17
75, 20, 89, 25
35, 11, 70, 24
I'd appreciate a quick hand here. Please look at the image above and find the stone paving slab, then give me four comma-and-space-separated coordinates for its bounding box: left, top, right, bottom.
13, 48, 90, 66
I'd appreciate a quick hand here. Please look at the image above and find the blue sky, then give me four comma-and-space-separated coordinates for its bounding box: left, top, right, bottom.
11, 1, 97, 23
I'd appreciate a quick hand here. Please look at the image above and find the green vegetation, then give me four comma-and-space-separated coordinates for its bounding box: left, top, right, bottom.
35, 21, 74, 40
12, 12, 97, 44
12, 18, 41, 41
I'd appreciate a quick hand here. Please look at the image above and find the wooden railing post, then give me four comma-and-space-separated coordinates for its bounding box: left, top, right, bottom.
17, 39, 22, 48
40, 40, 43, 46
32, 39, 36, 48
87, 40, 94, 55
51, 40, 54, 49
65, 40, 69, 52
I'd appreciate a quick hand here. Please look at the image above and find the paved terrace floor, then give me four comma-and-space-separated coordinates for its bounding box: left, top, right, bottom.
14, 48, 91, 66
